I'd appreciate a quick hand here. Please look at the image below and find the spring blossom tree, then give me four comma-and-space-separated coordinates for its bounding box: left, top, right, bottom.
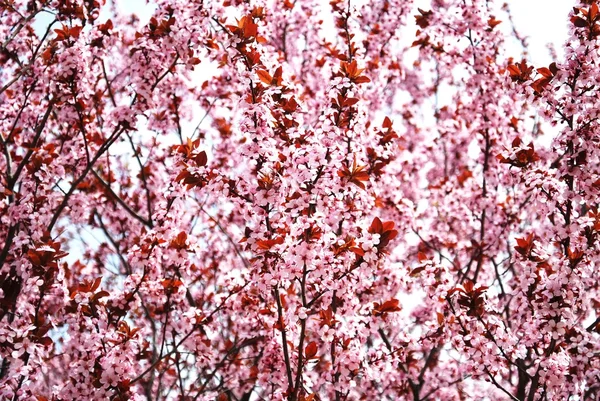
1, 0, 600, 400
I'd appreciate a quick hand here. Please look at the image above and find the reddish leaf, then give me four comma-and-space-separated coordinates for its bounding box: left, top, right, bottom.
409, 265, 426, 277
373, 298, 401, 316
536, 67, 553, 78
90, 290, 110, 303
515, 233, 534, 258
305, 341, 318, 359
382, 116, 393, 129
572, 16, 588, 28
592, 3, 599, 21
338, 157, 370, 190
257, 70, 272, 85
415, 8, 432, 29
487, 16, 502, 29
507, 60, 533, 82
170, 231, 188, 250
463, 280, 474, 294
339, 60, 370, 84
255, 236, 285, 250
368, 217, 384, 234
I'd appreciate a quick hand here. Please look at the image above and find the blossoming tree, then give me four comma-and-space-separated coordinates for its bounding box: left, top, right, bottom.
1, 0, 599, 399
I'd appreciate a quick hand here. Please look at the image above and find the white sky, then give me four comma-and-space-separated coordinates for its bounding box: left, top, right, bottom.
506, 0, 574, 65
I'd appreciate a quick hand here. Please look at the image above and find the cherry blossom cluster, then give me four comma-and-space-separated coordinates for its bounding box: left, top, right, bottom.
1, 0, 599, 400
